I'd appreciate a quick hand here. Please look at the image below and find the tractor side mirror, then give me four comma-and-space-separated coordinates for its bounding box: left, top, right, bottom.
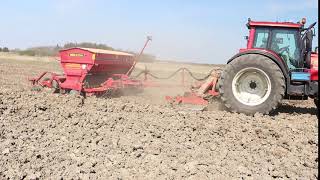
244, 36, 249, 40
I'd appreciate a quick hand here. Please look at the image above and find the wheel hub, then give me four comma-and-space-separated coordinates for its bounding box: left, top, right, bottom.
232, 67, 271, 106
249, 81, 257, 90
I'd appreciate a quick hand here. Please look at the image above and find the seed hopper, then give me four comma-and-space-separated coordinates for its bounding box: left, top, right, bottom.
29, 37, 152, 96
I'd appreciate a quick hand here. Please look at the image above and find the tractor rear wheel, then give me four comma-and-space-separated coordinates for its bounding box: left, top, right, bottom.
218, 54, 285, 115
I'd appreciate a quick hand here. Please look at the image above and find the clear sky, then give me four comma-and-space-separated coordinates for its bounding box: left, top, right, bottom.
0, 0, 318, 63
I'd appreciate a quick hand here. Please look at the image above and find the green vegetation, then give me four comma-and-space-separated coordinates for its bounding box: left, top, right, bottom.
0, 47, 9, 52
63, 42, 114, 50
18, 46, 58, 56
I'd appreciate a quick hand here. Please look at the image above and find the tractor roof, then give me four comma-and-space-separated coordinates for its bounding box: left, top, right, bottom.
248, 20, 303, 29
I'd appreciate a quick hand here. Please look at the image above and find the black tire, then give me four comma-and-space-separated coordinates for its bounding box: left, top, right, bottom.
218, 54, 286, 115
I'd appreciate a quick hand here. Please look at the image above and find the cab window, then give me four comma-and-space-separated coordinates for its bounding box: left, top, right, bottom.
270, 29, 301, 69
253, 28, 269, 48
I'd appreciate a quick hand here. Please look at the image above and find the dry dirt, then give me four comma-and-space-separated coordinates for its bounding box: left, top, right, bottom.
0, 53, 318, 179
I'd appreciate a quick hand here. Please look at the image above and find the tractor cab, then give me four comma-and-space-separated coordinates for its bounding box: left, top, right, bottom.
245, 18, 318, 85
246, 18, 317, 71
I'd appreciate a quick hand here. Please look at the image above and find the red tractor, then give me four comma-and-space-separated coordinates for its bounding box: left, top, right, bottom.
218, 18, 318, 115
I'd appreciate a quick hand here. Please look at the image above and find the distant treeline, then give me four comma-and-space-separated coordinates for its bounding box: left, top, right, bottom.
0, 47, 10, 52
15, 42, 156, 63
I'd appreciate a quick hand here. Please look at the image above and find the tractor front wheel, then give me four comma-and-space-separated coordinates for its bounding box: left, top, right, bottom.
218, 54, 285, 115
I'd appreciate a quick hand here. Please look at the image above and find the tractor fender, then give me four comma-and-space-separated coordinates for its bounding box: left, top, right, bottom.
227, 50, 289, 82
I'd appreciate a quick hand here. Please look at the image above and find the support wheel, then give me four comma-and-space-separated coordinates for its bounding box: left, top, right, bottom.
69, 90, 86, 97
218, 54, 285, 115
51, 80, 60, 93
69, 90, 80, 95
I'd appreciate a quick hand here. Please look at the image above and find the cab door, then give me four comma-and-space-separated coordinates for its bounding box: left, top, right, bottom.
269, 28, 302, 70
